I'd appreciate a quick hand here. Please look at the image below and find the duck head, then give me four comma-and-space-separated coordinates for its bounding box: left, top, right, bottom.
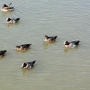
3, 4, 8, 7
44, 35, 49, 39
64, 41, 70, 45
6, 18, 11, 22
15, 46, 21, 50
21, 63, 27, 68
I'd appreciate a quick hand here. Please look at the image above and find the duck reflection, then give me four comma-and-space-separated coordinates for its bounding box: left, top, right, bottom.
21, 69, 26, 75
64, 46, 80, 52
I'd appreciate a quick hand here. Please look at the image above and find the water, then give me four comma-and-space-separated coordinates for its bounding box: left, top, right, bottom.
0, 0, 90, 90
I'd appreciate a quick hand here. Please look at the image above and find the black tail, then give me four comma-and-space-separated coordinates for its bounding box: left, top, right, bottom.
0, 50, 7, 55
26, 44, 32, 48
24, 44, 32, 47
27, 44, 32, 46
9, 7, 14, 9
32, 60, 36, 64
1, 50, 7, 53
9, 3, 12, 6
54, 36, 57, 39
15, 18, 20, 22
3, 50, 7, 53
75, 40, 80, 45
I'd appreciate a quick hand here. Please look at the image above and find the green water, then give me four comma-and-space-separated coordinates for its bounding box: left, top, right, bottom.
0, 0, 90, 90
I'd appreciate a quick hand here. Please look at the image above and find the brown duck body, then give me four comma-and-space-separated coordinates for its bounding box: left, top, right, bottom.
1, 3, 14, 11
15, 44, 32, 50
44, 35, 57, 42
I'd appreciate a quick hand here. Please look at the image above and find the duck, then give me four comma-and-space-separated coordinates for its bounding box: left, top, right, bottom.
0, 50, 7, 57
15, 44, 32, 51
1, 3, 14, 11
64, 40, 80, 48
6, 18, 20, 24
44, 35, 57, 42
21, 61, 36, 69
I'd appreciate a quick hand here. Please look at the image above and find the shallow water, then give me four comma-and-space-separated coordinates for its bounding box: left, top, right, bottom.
0, 0, 90, 90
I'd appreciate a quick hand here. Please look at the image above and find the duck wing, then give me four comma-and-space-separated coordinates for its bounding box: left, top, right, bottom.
70, 40, 80, 45
49, 36, 57, 40
20, 44, 31, 48
9, 7, 14, 9
27, 61, 36, 65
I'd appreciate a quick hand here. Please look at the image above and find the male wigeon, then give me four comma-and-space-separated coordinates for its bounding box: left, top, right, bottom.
64, 40, 80, 48
15, 44, 32, 51
6, 18, 20, 24
1, 3, 14, 11
0, 50, 7, 57
44, 35, 57, 42
21, 61, 36, 69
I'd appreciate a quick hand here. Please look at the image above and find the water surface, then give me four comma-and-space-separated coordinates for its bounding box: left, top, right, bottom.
0, 0, 90, 90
